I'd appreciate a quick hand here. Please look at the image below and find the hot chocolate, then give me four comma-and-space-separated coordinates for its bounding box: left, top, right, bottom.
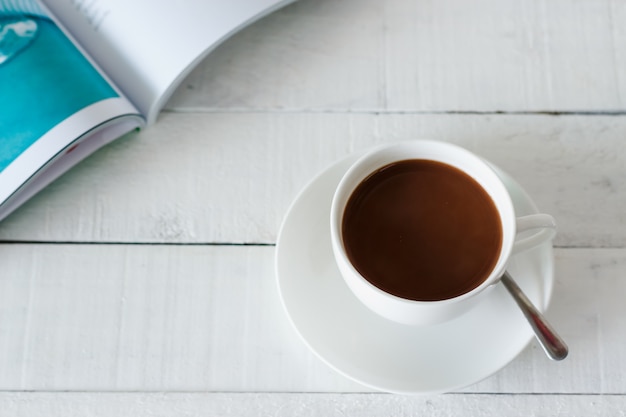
341, 159, 503, 301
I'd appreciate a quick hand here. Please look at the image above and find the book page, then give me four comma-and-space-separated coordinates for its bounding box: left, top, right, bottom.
0, 3, 142, 220
42, 0, 294, 124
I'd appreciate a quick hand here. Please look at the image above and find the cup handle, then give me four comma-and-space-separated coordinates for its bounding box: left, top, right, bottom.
512, 214, 556, 254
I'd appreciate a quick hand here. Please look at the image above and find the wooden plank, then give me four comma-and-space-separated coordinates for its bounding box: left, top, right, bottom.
0, 244, 359, 393
0, 245, 622, 394
165, 0, 626, 112
1, 392, 625, 417
0, 113, 623, 247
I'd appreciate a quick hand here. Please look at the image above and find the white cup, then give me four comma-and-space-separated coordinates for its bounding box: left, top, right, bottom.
330, 140, 556, 326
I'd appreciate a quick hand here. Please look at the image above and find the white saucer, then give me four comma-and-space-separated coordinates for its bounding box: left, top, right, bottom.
276, 153, 554, 395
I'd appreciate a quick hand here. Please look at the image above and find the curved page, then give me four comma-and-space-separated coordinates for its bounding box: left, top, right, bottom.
0, 5, 142, 220
42, 0, 294, 124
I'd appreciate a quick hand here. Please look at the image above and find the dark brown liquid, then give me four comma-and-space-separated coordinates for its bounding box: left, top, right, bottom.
342, 159, 502, 301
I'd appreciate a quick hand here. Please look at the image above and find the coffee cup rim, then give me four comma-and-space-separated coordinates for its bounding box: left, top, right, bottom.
330, 140, 517, 309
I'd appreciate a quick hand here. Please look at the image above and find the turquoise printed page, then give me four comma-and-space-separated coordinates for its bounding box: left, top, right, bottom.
0, 8, 118, 172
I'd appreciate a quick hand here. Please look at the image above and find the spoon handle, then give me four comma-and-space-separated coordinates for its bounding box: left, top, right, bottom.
501, 271, 569, 361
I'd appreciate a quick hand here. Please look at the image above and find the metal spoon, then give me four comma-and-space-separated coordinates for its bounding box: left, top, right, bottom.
500, 271, 568, 361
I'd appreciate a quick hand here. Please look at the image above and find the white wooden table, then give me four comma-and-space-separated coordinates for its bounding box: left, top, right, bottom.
2, 0, 625, 414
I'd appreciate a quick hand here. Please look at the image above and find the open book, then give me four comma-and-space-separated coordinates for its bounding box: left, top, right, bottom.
0, 0, 292, 221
